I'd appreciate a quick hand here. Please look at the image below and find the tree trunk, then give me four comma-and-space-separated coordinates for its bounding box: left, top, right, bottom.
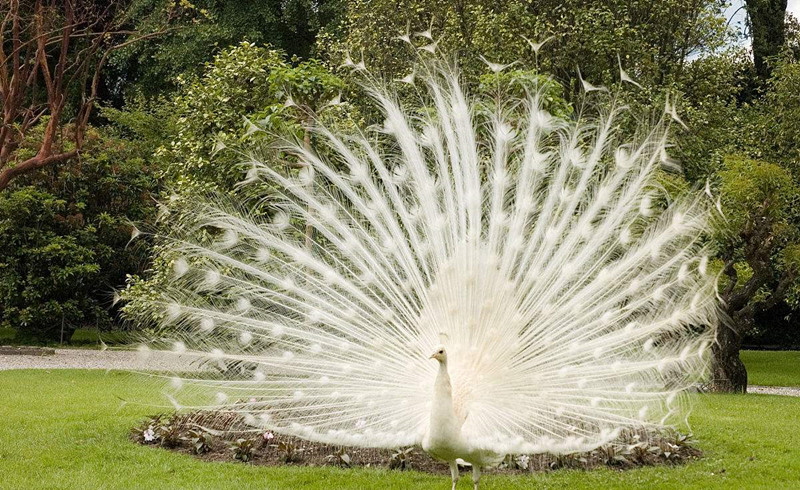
710, 319, 748, 393
745, 0, 788, 80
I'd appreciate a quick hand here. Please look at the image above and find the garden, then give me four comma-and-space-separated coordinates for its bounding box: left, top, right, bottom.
1, 354, 798, 489
1, 0, 800, 489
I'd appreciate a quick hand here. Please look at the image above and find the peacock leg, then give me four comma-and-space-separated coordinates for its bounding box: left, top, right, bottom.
472, 465, 481, 490
449, 461, 459, 490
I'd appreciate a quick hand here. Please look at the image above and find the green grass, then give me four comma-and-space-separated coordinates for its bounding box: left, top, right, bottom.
741, 350, 800, 387
0, 370, 799, 489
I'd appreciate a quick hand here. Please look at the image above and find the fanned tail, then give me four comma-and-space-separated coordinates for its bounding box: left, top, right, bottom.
136, 60, 718, 454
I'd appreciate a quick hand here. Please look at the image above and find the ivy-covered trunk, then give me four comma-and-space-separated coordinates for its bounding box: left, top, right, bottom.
744, 0, 788, 80
710, 319, 747, 393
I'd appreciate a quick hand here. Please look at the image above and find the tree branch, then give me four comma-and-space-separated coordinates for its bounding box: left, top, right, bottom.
0, 149, 78, 190
0, 0, 180, 189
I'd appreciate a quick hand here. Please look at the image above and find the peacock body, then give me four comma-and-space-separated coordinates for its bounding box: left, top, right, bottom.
139, 60, 718, 486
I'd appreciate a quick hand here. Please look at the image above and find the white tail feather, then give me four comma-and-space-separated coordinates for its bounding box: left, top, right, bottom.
141, 61, 718, 456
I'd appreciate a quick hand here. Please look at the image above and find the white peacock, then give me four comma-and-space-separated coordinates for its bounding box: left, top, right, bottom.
138, 59, 719, 489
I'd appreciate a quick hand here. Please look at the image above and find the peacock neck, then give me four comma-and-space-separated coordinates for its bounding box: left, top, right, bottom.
430, 359, 460, 434
436, 360, 450, 386
435, 359, 451, 390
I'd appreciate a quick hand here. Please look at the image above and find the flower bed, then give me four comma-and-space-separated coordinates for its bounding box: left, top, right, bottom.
132, 411, 702, 473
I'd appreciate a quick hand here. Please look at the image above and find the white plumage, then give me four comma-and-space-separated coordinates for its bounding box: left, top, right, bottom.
141, 60, 718, 487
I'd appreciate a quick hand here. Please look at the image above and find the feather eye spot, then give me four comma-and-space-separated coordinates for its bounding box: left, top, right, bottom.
255, 248, 272, 262
272, 211, 290, 230
173, 257, 189, 278
239, 331, 253, 345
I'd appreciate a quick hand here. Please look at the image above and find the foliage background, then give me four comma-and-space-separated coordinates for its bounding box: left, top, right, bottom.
1, 0, 797, 368
0, 128, 157, 341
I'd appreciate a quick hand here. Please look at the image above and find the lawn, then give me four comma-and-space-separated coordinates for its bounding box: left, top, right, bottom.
741, 350, 800, 387
0, 370, 798, 489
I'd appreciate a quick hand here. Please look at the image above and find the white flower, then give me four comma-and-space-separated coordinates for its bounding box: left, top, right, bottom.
516, 454, 530, 470
143, 426, 156, 442
263, 431, 274, 441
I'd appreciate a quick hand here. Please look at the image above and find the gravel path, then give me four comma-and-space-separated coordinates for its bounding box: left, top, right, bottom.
748, 385, 800, 397
0, 348, 193, 371
3, 352, 800, 398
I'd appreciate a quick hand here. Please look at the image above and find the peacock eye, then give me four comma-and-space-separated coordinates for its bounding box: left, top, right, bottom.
438, 350, 443, 354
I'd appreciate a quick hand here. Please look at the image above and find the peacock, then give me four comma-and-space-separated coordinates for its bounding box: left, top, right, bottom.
135, 58, 719, 489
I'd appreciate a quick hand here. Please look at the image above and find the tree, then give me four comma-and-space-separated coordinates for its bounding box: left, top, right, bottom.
743, 59, 800, 168
744, 0, 788, 79
702, 56, 800, 391
106, 0, 347, 100
711, 155, 800, 392
0, 0, 181, 191
325, 0, 729, 93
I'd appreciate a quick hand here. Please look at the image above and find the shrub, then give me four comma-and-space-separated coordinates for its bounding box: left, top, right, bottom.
0, 127, 158, 342
120, 42, 356, 327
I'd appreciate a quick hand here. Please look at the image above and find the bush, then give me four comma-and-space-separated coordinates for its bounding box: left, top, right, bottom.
0, 127, 159, 342
120, 42, 355, 327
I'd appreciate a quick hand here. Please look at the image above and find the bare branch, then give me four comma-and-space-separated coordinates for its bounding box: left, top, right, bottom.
0, 0, 181, 188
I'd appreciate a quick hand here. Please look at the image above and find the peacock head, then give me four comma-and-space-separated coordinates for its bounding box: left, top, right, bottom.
429, 346, 447, 363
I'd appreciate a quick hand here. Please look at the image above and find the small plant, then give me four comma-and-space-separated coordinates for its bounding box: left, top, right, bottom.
669, 432, 696, 448
629, 441, 650, 462
231, 438, 256, 462
157, 420, 184, 448
131, 415, 162, 444
548, 452, 587, 470
143, 426, 157, 443
326, 448, 351, 467
660, 442, 683, 462
184, 429, 212, 455
647, 443, 670, 461
388, 447, 414, 470
276, 440, 304, 464
260, 431, 275, 448
501, 454, 530, 470
596, 444, 629, 466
